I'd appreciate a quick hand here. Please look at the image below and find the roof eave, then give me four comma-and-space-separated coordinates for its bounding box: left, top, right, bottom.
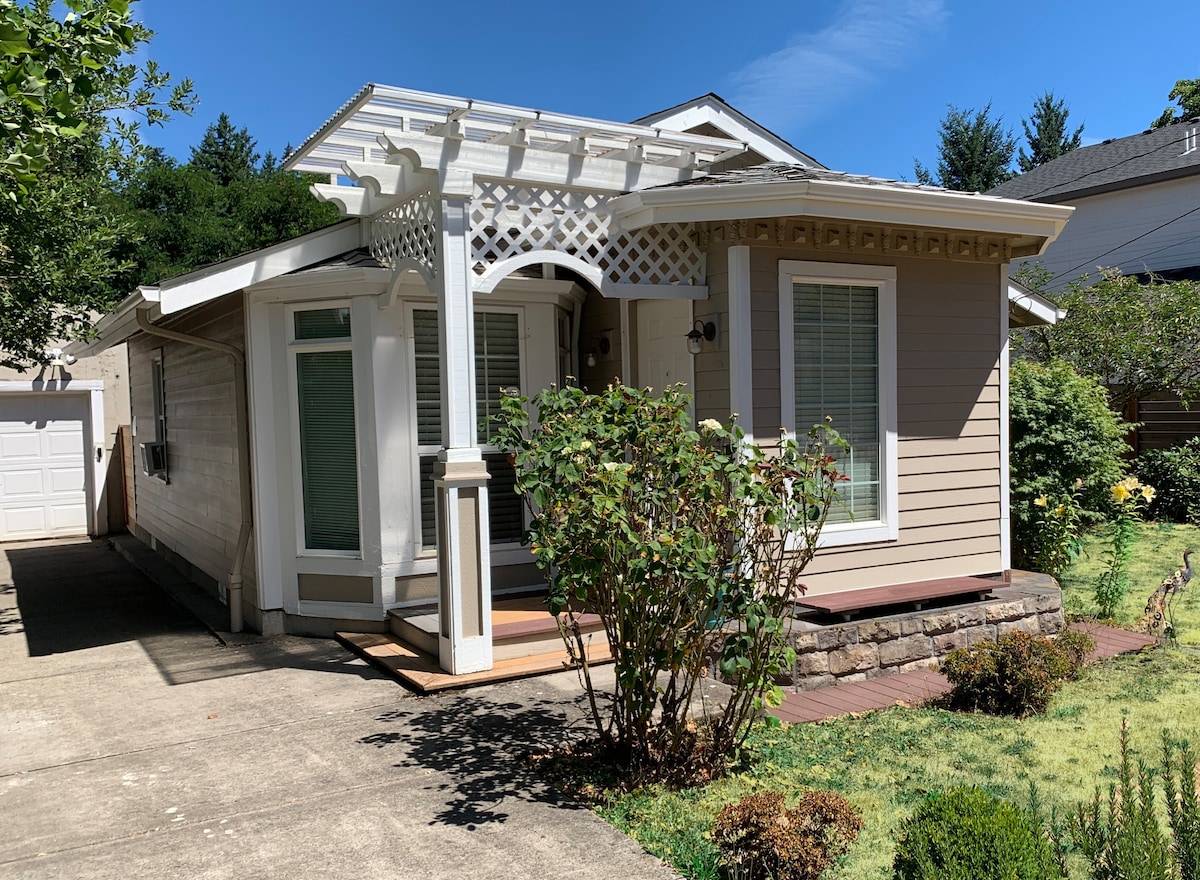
612, 179, 1073, 247
1008, 281, 1066, 327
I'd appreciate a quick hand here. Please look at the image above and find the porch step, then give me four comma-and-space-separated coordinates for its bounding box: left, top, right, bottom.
336, 630, 612, 693
387, 596, 607, 662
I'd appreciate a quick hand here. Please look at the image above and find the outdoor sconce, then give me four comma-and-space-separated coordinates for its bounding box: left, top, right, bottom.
686, 320, 716, 355
584, 335, 610, 368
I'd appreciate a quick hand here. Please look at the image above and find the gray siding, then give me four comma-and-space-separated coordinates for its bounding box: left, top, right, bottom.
694, 244, 731, 423
577, 289, 623, 390
128, 294, 254, 611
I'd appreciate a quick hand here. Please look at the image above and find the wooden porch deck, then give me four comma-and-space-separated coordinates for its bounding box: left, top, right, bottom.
336, 594, 611, 693
769, 621, 1158, 723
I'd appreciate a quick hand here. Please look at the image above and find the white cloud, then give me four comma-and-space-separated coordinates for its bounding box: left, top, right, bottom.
727, 0, 947, 131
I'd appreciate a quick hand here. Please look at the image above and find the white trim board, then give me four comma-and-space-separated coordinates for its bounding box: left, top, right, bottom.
778, 260, 898, 549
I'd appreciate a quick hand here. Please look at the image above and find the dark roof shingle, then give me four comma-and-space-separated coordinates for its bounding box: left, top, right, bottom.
989, 118, 1200, 202
654, 162, 959, 193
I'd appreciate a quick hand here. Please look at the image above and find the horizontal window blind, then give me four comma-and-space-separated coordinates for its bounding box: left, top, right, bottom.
413, 309, 523, 547
297, 349, 360, 551
794, 282, 880, 524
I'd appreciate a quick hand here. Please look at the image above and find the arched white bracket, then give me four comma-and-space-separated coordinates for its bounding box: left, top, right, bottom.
473, 251, 604, 295
379, 258, 438, 309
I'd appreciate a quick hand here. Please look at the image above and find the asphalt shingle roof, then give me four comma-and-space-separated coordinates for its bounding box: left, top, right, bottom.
989, 117, 1200, 202
654, 162, 965, 194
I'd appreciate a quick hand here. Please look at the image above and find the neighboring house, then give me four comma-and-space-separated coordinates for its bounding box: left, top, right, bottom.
69, 85, 1070, 676
991, 116, 1200, 449
0, 345, 129, 542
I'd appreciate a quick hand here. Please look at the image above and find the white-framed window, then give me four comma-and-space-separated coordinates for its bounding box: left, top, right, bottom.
141, 348, 169, 479
410, 306, 525, 550
779, 260, 898, 546
288, 304, 361, 555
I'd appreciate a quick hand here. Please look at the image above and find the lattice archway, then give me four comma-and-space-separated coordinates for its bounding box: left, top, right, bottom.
469, 180, 705, 293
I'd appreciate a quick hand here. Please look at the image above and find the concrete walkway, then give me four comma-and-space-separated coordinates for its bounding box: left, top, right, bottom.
0, 537, 677, 880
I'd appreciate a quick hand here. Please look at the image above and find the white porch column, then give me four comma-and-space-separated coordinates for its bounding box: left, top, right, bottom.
434, 192, 493, 674
728, 245, 754, 443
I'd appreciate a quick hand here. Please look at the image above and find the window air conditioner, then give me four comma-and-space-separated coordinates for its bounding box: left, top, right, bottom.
140, 441, 167, 477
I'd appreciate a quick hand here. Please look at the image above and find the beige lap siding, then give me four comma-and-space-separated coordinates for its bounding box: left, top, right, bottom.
743, 248, 1004, 593
128, 293, 257, 613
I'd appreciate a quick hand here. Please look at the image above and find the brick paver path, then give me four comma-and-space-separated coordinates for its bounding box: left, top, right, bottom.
771, 621, 1158, 723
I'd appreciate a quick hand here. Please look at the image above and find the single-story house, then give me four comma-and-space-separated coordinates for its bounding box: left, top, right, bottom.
69, 85, 1071, 675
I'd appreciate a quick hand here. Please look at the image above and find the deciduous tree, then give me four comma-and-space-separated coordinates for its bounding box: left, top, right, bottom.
0, 0, 193, 367
1151, 77, 1200, 129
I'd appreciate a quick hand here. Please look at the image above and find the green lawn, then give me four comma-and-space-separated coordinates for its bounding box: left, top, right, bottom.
1059, 522, 1197, 639
597, 523, 1200, 880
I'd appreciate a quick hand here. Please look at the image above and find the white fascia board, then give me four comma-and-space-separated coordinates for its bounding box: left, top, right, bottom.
156, 221, 363, 315
1007, 281, 1066, 326
635, 97, 817, 166
64, 289, 162, 357
246, 266, 393, 298
612, 180, 1074, 242
380, 131, 700, 194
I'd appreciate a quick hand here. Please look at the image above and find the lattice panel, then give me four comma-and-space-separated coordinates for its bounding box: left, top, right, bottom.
369, 189, 439, 274
601, 224, 705, 285
469, 181, 704, 287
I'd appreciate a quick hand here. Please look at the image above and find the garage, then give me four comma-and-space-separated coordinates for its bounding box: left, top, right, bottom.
0, 393, 90, 541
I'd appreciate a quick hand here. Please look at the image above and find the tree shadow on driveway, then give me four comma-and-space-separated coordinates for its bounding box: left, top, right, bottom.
357, 689, 596, 829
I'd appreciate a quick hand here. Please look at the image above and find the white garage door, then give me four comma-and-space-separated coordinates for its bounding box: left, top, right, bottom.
0, 394, 89, 541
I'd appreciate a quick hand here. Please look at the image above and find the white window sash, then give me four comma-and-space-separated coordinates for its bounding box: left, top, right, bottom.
778, 261, 898, 548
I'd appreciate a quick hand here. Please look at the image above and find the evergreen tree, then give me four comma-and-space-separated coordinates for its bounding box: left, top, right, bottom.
114, 121, 339, 290
189, 113, 259, 185
1018, 92, 1083, 172
1151, 77, 1200, 128
914, 103, 1016, 192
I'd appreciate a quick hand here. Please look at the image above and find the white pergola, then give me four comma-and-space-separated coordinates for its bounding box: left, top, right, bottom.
284, 85, 750, 674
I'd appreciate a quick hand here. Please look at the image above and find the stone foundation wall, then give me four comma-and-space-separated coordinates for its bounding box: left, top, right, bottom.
786, 577, 1063, 691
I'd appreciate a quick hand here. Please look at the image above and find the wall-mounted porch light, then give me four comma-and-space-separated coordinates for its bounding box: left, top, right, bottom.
584, 335, 610, 368
686, 320, 716, 355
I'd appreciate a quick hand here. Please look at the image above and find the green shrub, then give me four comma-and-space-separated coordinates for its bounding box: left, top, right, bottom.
1010, 360, 1130, 571
1070, 721, 1172, 880
495, 384, 846, 786
1136, 437, 1200, 524
1163, 731, 1200, 880
713, 790, 862, 880
940, 630, 1093, 718
892, 787, 1060, 880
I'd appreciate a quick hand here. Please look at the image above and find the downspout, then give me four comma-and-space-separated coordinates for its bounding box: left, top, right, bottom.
136, 309, 252, 633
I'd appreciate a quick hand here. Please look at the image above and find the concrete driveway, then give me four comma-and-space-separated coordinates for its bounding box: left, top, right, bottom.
0, 537, 677, 880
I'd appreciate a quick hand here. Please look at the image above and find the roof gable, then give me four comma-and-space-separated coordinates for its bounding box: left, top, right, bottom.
989, 118, 1200, 202
632, 93, 823, 168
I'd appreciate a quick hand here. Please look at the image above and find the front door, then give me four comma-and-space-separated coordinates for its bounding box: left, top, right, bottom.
636, 299, 694, 399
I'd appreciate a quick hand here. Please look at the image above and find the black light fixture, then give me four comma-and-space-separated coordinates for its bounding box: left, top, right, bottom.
686, 319, 716, 355
584, 335, 610, 368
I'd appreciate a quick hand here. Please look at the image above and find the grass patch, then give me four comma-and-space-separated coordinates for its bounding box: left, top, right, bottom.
601, 651, 1200, 879
589, 523, 1200, 880
1060, 523, 1199, 640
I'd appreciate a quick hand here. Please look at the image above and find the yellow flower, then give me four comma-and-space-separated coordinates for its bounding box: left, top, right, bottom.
1054, 505, 1066, 516
1120, 476, 1141, 492
579, 440, 592, 451
1111, 483, 1132, 504
1034, 496, 1049, 508
1141, 484, 1157, 502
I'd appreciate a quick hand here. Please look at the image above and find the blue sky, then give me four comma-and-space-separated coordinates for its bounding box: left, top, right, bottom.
138, 0, 1198, 182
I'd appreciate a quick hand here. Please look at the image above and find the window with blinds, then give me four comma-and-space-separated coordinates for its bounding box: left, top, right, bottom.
792, 282, 880, 525
293, 307, 360, 553
412, 309, 524, 548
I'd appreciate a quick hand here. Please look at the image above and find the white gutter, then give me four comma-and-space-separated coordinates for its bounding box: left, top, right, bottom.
1007, 281, 1067, 327
611, 178, 1074, 246
135, 309, 253, 634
